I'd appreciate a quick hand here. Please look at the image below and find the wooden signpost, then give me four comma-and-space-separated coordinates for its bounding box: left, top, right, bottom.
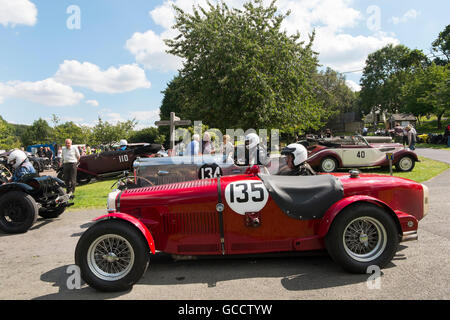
155, 112, 191, 150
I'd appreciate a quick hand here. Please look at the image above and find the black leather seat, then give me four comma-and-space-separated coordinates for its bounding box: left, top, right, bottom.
259, 174, 344, 220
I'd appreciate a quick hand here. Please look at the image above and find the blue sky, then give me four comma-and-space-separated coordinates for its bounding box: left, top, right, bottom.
0, 0, 448, 128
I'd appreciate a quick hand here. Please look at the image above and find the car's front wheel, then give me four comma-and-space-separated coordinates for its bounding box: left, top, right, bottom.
325, 203, 399, 273
395, 155, 415, 172
75, 220, 150, 292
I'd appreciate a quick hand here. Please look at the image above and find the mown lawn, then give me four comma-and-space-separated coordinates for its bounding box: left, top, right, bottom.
342, 156, 450, 183
416, 143, 449, 150
68, 157, 450, 210
69, 179, 117, 211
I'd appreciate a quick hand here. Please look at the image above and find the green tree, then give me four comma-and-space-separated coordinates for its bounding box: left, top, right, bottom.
401, 64, 449, 129
431, 24, 450, 66
0, 116, 21, 150
360, 44, 429, 114
91, 117, 137, 146
21, 118, 54, 146
128, 127, 165, 145
314, 67, 357, 117
164, 0, 325, 133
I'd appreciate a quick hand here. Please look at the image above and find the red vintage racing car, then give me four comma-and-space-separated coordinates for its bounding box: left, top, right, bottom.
305, 135, 419, 173
75, 167, 429, 291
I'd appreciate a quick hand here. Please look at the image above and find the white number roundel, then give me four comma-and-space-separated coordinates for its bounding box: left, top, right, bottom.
224, 180, 269, 215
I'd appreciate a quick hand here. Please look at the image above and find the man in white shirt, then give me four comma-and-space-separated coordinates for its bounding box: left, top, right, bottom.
62, 139, 80, 194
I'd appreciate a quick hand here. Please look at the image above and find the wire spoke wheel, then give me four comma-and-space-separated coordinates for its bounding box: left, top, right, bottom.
343, 216, 387, 263
87, 234, 135, 281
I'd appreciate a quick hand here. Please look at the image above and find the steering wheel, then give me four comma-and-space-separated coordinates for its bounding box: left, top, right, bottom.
0, 164, 13, 180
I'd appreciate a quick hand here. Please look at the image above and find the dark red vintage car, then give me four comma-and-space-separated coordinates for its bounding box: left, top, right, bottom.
305, 135, 419, 173
75, 167, 429, 291
57, 144, 161, 184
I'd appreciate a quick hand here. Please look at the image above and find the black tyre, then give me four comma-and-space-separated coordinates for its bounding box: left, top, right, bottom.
320, 157, 338, 173
76, 172, 92, 185
325, 203, 399, 273
75, 220, 150, 292
0, 191, 38, 234
395, 155, 415, 172
38, 187, 67, 219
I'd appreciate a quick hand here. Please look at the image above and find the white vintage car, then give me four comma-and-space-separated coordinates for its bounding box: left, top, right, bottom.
305, 135, 419, 172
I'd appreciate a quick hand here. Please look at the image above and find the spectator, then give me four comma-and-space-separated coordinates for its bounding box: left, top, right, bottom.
405, 125, 417, 150
362, 126, 368, 136
324, 128, 333, 138
37, 147, 45, 157
45, 146, 53, 160
202, 132, 215, 155
222, 134, 234, 161
186, 134, 200, 156
62, 139, 80, 195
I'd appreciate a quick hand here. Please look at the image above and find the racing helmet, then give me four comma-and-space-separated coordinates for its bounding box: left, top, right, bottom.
119, 139, 128, 147
281, 143, 308, 166
245, 133, 260, 149
7, 150, 28, 169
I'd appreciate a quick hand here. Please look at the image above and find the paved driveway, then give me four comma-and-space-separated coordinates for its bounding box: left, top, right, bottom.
415, 148, 450, 164
0, 171, 449, 300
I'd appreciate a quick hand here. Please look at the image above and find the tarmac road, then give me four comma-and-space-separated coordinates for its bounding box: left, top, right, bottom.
0, 170, 449, 300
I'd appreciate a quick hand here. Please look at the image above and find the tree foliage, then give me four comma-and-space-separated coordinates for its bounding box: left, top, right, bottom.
359, 44, 429, 114
431, 24, 450, 66
164, 0, 326, 133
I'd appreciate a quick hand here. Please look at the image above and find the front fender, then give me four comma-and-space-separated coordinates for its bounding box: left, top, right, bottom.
94, 212, 156, 254
0, 182, 34, 196
317, 195, 402, 238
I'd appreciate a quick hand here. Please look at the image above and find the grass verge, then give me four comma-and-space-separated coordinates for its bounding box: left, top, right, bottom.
69, 179, 116, 211
68, 157, 449, 210
348, 156, 450, 183
416, 143, 450, 150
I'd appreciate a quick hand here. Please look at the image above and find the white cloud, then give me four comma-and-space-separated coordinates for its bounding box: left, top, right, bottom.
129, 109, 161, 129
94, 109, 161, 129
85, 99, 99, 107
126, 0, 400, 75
54, 60, 151, 94
0, 0, 37, 27
345, 79, 361, 92
0, 78, 84, 106
391, 9, 420, 25
125, 29, 182, 72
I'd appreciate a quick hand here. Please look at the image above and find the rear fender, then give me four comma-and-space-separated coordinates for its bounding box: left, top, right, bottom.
93, 212, 155, 254
317, 195, 403, 238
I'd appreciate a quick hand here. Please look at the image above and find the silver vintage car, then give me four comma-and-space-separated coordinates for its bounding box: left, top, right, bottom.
130, 154, 286, 187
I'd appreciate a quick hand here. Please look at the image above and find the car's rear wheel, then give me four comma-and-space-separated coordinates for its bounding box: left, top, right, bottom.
395, 155, 415, 172
75, 220, 150, 292
0, 191, 38, 234
325, 203, 399, 273
320, 157, 338, 173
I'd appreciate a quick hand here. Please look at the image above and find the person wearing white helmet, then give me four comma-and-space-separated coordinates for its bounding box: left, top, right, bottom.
7, 149, 36, 182
119, 139, 128, 151
280, 143, 315, 176
244, 133, 269, 166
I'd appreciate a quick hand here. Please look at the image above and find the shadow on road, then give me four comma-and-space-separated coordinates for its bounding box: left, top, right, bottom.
33, 249, 406, 299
